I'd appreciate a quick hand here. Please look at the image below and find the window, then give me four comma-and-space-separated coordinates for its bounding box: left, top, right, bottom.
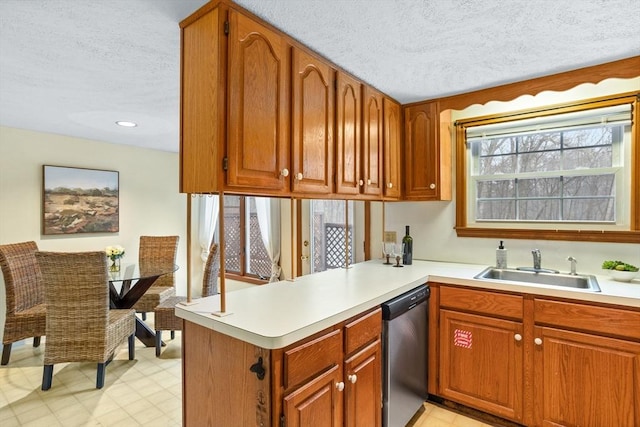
456, 94, 639, 243
309, 200, 355, 273
222, 195, 270, 282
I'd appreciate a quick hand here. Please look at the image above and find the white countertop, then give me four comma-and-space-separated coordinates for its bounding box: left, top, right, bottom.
175, 259, 640, 349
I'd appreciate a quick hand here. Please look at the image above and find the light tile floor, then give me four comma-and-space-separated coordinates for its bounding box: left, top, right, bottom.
1, 314, 493, 427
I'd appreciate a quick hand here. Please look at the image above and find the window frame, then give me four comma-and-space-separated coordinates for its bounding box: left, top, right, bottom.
221, 195, 269, 285
455, 92, 640, 243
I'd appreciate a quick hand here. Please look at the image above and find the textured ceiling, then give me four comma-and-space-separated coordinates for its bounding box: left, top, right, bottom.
0, 0, 639, 153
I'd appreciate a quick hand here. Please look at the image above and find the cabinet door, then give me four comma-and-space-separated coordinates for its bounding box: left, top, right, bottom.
284, 363, 344, 427
335, 72, 362, 195
227, 11, 289, 193
404, 102, 440, 200
291, 48, 334, 194
534, 326, 640, 427
383, 97, 401, 199
344, 339, 382, 427
362, 86, 383, 197
440, 309, 523, 422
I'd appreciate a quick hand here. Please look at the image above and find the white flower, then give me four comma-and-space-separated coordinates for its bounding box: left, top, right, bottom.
105, 245, 125, 259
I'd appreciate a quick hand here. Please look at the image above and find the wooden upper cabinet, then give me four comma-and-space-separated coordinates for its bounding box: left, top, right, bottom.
336, 72, 362, 196
404, 101, 451, 200
291, 48, 335, 195
227, 10, 290, 194
362, 87, 383, 197
383, 97, 401, 199
179, 6, 225, 194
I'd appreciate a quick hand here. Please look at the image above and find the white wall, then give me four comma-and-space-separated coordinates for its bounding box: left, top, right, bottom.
0, 126, 187, 336
385, 78, 640, 274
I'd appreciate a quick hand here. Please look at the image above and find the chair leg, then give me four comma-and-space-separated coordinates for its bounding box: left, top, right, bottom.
33, 337, 41, 347
96, 363, 106, 389
170, 330, 175, 340
141, 312, 146, 321
155, 331, 162, 357
1, 343, 11, 365
128, 334, 135, 360
42, 365, 53, 390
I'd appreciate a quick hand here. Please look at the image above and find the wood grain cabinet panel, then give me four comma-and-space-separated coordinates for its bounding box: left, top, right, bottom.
345, 340, 382, 427
179, 6, 225, 194
533, 326, 640, 427
403, 101, 451, 200
439, 309, 524, 422
432, 283, 640, 426
227, 10, 290, 193
284, 364, 344, 427
291, 48, 334, 195
362, 86, 383, 197
383, 97, 402, 199
335, 71, 362, 195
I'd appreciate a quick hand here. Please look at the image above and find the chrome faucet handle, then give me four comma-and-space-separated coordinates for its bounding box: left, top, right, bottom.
531, 249, 541, 270
567, 256, 577, 275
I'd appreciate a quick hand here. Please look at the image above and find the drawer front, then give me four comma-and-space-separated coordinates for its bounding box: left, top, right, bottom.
534, 299, 640, 341
344, 307, 382, 356
440, 286, 523, 319
283, 328, 342, 390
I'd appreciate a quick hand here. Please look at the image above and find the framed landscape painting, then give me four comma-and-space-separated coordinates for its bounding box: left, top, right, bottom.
42, 165, 119, 235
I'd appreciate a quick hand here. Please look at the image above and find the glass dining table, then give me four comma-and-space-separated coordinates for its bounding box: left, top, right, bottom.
108, 263, 179, 347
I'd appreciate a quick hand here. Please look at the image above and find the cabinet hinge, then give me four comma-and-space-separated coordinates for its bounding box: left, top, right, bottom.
224, 20, 229, 36
280, 414, 285, 427
222, 157, 228, 171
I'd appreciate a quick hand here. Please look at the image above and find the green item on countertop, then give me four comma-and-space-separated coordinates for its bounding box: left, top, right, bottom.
601, 260, 639, 272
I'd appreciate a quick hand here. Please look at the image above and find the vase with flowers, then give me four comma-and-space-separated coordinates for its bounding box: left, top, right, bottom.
106, 245, 125, 272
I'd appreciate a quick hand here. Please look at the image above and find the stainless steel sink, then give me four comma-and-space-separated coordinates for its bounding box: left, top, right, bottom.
474, 267, 601, 292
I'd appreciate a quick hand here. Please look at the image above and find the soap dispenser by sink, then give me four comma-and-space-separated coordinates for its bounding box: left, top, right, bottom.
496, 241, 507, 269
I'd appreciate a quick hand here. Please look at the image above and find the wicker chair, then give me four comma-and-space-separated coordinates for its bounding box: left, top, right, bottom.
0, 241, 47, 365
133, 236, 178, 320
154, 243, 219, 356
36, 251, 135, 390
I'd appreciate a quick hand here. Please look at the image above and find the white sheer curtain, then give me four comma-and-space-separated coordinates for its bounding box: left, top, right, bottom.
198, 195, 219, 262
255, 197, 282, 282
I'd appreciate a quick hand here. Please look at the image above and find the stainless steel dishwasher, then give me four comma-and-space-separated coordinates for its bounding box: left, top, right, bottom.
382, 284, 429, 427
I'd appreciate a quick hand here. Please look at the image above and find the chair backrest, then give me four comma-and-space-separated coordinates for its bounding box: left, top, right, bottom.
202, 243, 220, 297
139, 235, 179, 288
36, 251, 110, 363
0, 241, 43, 314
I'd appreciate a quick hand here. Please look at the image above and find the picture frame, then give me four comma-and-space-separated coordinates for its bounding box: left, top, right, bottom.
42, 165, 119, 235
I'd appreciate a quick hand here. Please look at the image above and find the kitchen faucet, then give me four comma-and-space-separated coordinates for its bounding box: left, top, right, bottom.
567, 256, 577, 275
532, 249, 541, 270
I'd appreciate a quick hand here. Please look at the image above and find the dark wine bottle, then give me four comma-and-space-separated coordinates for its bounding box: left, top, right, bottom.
402, 225, 413, 265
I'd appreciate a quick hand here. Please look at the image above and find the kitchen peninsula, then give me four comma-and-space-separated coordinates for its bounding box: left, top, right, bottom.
176, 260, 640, 426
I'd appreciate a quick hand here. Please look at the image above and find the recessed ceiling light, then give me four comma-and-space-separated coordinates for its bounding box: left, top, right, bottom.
115, 121, 137, 127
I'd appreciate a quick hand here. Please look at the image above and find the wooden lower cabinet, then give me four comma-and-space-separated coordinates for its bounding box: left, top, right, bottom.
439, 310, 523, 421
533, 326, 640, 427
284, 364, 344, 427
432, 282, 640, 427
182, 308, 382, 427
344, 339, 382, 427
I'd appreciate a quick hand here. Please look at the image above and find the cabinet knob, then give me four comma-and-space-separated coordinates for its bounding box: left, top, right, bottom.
295, 172, 303, 181
514, 334, 522, 341
367, 179, 371, 185
429, 183, 436, 190
348, 374, 357, 384
387, 182, 393, 189
336, 381, 345, 391
280, 168, 289, 177
534, 338, 543, 346
359, 179, 364, 186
